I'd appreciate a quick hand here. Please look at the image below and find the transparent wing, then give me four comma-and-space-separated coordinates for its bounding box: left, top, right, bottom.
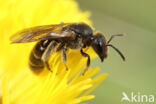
10, 23, 73, 43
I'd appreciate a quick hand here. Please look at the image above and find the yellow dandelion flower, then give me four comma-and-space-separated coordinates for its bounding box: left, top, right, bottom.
0, 0, 108, 104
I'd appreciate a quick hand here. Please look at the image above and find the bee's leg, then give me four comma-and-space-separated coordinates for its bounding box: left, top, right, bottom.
62, 47, 68, 71
80, 49, 90, 75
55, 42, 68, 70
41, 41, 57, 72
56, 42, 65, 51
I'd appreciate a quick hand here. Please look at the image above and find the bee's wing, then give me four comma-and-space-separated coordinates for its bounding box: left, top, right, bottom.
10, 23, 75, 43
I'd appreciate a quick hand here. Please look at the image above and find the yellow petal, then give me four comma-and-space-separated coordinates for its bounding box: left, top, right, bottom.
0, 0, 108, 103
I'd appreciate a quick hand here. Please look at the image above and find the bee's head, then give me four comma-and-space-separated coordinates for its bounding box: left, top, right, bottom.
91, 32, 125, 62
91, 32, 108, 62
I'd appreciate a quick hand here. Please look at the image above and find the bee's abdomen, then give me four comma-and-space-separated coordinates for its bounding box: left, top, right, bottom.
29, 40, 51, 70
29, 51, 44, 70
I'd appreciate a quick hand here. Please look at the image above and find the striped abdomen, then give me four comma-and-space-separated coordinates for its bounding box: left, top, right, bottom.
29, 40, 51, 70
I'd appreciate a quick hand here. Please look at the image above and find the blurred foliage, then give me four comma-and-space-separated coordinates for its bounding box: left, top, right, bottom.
78, 0, 156, 33
78, 0, 156, 103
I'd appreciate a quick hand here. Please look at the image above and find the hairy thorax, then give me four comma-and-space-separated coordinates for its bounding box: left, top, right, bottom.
65, 38, 84, 49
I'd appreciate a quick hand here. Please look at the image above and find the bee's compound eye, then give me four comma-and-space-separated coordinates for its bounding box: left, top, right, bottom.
91, 33, 107, 62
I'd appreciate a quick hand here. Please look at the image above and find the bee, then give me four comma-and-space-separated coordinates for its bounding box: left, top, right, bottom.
10, 22, 125, 75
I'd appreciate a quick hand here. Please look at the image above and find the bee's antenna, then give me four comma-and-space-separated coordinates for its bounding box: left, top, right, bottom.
107, 34, 125, 44
106, 44, 125, 61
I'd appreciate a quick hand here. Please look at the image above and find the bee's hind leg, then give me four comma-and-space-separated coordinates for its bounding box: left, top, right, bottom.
62, 47, 68, 71
41, 41, 57, 72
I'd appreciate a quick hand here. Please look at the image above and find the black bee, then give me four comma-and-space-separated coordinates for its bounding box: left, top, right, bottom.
10, 22, 125, 75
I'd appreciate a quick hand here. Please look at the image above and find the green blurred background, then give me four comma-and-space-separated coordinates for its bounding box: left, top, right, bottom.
77, 0, 156, 103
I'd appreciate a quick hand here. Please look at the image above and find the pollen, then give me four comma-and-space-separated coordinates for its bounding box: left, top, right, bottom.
0, 0, 108, 104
